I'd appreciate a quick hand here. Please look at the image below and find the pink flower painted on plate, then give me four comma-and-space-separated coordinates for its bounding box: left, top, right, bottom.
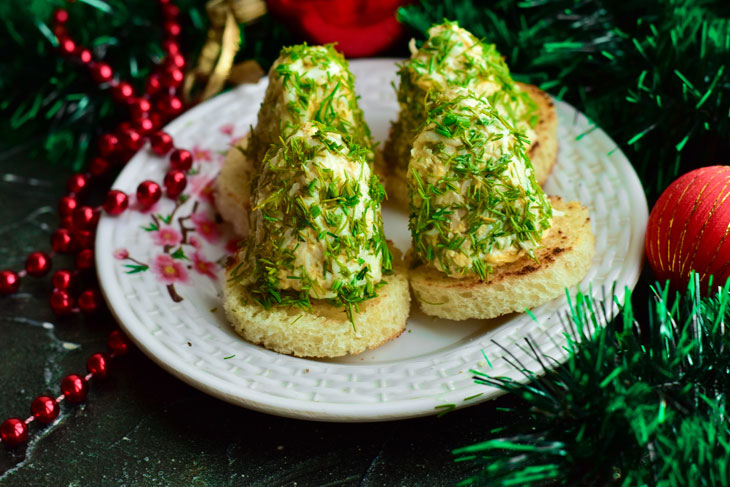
229, 135, 246, 148
189, 175, 216, 204
114, 248, 129, 260
192, 252, 217, 279
152, 254, 189, 284
191, 212, 221, 243
152, 227, 182, 247
189, 236, 202, 249
220, 124, 234, 136
192, 145, 212, 162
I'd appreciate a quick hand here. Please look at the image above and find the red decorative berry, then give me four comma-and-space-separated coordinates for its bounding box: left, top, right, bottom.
89, 157, 110, 177
53, 9, 69, 24
161, 39, 179, 56
26, 252, 51, 277
157, 95, 183, 116
0, 270, 20, 295
76, 48, 92, 64
163, 21, 181, 38
58, 37, 76, 56
119, 128, 144, 152
90, 62, 113, 83
132, 116, 156, 135
167, 53, 186, 69
162, 66, 184, 88
52, 270, 74, 290
31, 396, 60, 424
51, 228, 75, 254
73, 229, 95, 249
146, 73, 163, 96
73, 206, 99, 231
170, 149, 193, 171
77, 288, 98, 313
98, 134, 119, 157
128, 97, 151, 118
0, 418, 27, 447
164, 170, 187, 198
137, 180, 162, 207
87, 353, 109, 378
58, 196, 78, 217
150, 132, 173, 155
111, 81, 135, 103
67, 174, 89, 195
162, 4, 180, 19
60, 216, 74, 230
50, 290, 74, 315
107, 330, 130, 356
61, 374, 88, 403
75, 249, 94, 270
103, 190, 128, 215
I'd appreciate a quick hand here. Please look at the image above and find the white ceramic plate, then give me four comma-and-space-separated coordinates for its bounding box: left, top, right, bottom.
96, 59, 647, 422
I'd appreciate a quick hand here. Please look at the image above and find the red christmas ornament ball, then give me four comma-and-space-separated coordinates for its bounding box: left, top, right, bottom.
26, 252, 51, 277
137, 180, 162, 207
87, 353, 109, 379
646, 165, 730, 289
31, 396, 60, 424
52, 269, 74, 290
150, 132, 173, 155
164, 169, 187, 198
50, 290, 74, 315
103, 190, 129, 215
0, 418, 27, 447
51, 228, 75, 254
170, 149, 193, 171
61, 374, 87, 403
0, 270, 20, 295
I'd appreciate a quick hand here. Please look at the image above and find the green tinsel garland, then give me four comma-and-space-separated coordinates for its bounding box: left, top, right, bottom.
453, 275, 730, 486
398, 0, 730, 198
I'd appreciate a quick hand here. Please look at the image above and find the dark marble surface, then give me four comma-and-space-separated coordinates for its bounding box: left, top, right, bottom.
0, 149, 530, 486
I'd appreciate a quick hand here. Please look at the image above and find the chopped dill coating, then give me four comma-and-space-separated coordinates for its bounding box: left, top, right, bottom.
384, 20, 538, 176
248, 43, 374, 167
233, 122, 391, 318
408, 91, 552, 280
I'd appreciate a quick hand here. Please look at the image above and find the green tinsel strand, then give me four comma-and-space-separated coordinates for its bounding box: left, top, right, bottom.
454, 275, 730, 486
398, 0, 730, 199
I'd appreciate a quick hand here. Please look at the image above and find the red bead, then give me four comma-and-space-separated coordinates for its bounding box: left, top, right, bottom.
76, 47, 92, 64
87, 353, 109, 378
150, 132, 174, 155
162, 4, 180, 19
107, 330, 130, 355
103, 190, 128, 215
73, 206, 99, 231
89, 157, 110, 177
75, 249, 94, 270
128, 97, 151, 118
111, 81, 135, 103
52, 270, 74, 290
170, 149, 192, 171
162, 66, 184, 88
0, 418, 27, 447
67, 174, 89, 195
157, 95, 183, 116
60, 216, 74, 230
163, 21, 181, 38
98, 134, 119, 157
26, 252, 51, 277
51, 228, 75, 254
53, 9, 69, 24
137, 180, 162, 207
164, 170, 187, 198
61, 374, 87, 403
161, 39, 179, 56
77, 288, 98, 313
119, 129, 145, 152
168, 53, 186, 69
73, 229, 95, 249
58, 196, 78, 217
58, 37, 76, 56
132, 116, 156, 135
0, 270, 20, 295
90, 62, 113, 83
31, 396, 59, 424
50, 290, 74, 315
146, 73, 163, 96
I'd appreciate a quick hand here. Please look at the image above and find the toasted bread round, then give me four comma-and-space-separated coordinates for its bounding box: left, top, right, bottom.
222, 245, 410, 358
214, 135, 253, 236
383, 83, 557, 209
409, 197, 594, 321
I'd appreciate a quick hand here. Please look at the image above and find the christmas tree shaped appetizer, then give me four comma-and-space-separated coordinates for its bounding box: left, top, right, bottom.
408, 92, 594, 320
383, 21, 557, 207
216, 44, 374, 236
222, 122, 409, 358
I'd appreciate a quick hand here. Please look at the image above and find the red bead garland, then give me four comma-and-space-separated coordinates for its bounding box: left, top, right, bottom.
61, 375, 88, 403
0, 271, 20, 295
52, 270, 74, 290
137, 180, 162, 207
26, 252, 52, 277
104, 190, 129, 215
50, 289, 74, 316
87, 353, 109, 379
0, 419, 28, 447
164, 169, 187, 198
31, 396, 60, 425
170, 149, 192, 171
51, 228, 75, 254
77, 289, 98, 313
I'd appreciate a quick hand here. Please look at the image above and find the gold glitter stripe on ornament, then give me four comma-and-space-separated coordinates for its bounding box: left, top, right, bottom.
183, 0, 266, 104
658, 173, 702, 272
670, 177, 713, 273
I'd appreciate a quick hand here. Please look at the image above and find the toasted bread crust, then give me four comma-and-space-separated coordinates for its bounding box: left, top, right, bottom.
383, 83, 558, 209
222, 245, 410, 358
409, 197, 594, 321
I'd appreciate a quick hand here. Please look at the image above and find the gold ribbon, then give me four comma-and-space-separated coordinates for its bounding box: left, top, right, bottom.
182, 0, 266, 104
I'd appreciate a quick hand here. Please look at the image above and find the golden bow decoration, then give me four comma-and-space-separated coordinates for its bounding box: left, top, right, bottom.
182, 0, 266, 104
